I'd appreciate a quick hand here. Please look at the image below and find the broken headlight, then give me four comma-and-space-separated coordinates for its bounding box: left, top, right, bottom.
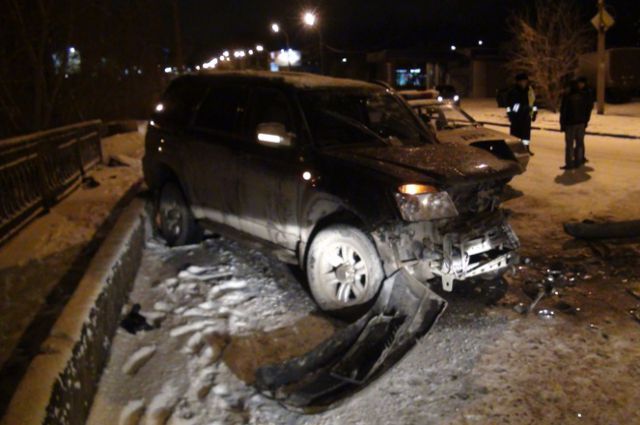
394, 184, 459, 222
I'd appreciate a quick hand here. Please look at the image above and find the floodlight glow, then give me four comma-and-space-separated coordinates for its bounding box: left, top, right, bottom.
478, 40, 484, 46
271, 23, 280, 33
450, 45, 457, 51
223, 50, 230, 57
256, 45, 264, 52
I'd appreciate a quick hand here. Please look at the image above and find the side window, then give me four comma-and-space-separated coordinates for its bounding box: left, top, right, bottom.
153, 78, 207, 130
193, 85, 248, 135
249, 88, 293, 137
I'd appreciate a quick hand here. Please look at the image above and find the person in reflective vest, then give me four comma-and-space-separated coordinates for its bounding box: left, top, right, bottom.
506, 73, 537, 156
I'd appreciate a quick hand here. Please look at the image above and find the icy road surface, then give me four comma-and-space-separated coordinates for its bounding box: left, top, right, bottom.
89, 128, 640, 425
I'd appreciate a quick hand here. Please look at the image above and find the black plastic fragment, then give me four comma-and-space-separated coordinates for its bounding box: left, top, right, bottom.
255, 269, 446, 410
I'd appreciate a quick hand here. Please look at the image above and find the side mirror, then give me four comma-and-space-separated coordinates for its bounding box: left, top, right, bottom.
256, 122, 293, 147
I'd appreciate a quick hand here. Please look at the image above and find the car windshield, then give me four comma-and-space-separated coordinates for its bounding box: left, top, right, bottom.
300, 88, 433, 148
414, 104, 476, 131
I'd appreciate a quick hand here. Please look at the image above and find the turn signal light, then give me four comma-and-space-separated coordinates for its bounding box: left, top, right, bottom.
398, 184, 438, 195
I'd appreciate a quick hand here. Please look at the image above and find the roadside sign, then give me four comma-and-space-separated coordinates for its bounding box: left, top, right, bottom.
591, 10, 615, 31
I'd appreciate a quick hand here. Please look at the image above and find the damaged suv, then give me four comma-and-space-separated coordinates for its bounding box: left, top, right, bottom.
144, 71, 521, 313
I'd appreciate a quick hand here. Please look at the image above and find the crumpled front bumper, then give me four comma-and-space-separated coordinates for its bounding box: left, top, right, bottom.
255, 269, 446, 410
432, 221, 520, 291
372, 210, 520, 293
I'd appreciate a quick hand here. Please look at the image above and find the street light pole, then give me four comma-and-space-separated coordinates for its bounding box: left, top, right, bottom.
302, 11, 324, 74
271, 23, 292, 70
171, 0, 184, 70
318, 27, 325, 75
596, 0, 606, 115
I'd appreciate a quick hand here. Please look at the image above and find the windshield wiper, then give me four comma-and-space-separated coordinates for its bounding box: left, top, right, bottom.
320, 110, 389, 146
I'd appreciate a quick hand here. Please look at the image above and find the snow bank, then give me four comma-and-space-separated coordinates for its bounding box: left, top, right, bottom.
0, 200, 147, 425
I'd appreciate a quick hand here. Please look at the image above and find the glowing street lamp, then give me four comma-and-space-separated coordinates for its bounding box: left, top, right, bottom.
271, 23, 280, 33
450, 45, 457, 51
303, 11, 317, 27
256, 44, 264, 52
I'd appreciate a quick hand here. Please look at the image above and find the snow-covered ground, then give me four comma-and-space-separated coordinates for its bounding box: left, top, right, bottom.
464, 98, 640, 138
0, 131, 144, 372
89, 126, 640, 424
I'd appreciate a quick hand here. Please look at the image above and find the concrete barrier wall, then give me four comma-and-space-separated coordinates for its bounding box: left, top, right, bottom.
1, 199, 147, 425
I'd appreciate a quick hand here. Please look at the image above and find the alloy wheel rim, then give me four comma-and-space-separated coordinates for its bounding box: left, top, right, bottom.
163, 203, 182, 237
320, 242, 369, 305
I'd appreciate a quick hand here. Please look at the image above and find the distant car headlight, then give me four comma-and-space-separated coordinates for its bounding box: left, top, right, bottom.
453, 95, 460, 102
395, 184, 459, 221
437, 96, 444, 102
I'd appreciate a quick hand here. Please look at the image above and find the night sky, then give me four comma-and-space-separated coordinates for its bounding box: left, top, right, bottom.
179, 0, 640, 61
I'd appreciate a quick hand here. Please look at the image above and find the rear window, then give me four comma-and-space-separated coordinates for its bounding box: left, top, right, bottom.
152, 78, 207, 129
192, 85, 248, 135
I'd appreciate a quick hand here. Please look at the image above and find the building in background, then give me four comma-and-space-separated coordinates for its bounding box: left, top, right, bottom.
366, 46, 508, 98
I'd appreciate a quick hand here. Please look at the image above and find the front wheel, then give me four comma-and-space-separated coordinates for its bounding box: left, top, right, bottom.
306, 225, 384, 312
156, 181, 202, 246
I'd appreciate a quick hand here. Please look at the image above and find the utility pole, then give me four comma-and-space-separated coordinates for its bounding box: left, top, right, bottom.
596, 0, 606, 115
171, 0, 184, 70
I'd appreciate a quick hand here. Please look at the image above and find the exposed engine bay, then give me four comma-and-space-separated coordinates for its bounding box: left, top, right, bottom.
374, 181, 519, 293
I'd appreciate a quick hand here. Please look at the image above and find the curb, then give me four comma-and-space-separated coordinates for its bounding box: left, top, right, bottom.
479, 120, 640, 140
1, 199, 147, 425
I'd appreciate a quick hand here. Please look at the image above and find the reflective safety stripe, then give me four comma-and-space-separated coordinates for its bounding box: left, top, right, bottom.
522, 139, 530, 146
513, 103, 520, 113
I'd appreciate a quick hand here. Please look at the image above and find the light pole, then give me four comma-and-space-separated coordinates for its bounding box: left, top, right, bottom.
171, 0, 184, 70
596, 0, 606, 115
270, 22, 292, 70
302, 11, 325, 74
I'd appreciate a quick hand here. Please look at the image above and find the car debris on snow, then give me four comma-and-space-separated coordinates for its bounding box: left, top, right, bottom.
120, 303, 154, 334
564, 219, 640, 239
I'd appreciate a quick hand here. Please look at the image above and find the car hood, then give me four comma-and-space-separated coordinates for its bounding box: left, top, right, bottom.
436, 126, 521, 145
320, 143, 521, 185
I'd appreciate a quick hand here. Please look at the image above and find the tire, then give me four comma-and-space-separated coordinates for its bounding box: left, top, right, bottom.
156, 181, 202, 246
306, 224, 384, 312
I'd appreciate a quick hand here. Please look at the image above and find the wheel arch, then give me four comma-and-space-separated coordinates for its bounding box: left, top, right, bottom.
146, 162, 197, 205
298, 208, 367, 270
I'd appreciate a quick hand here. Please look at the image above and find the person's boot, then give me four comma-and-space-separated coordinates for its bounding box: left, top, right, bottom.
560, 163, 574, 170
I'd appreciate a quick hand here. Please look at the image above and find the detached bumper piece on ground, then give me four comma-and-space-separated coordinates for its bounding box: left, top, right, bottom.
255, 269, 446, 410
564, 220, 640, 240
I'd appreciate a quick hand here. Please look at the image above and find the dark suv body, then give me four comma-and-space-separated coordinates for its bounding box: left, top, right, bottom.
144, 71, 521, 312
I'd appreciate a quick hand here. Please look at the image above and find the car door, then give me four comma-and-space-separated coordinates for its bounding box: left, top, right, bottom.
185, 83, 248, 230
235, 86, 304, 249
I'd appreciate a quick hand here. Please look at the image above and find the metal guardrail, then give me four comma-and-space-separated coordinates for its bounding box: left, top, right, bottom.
0, 120, 103, 245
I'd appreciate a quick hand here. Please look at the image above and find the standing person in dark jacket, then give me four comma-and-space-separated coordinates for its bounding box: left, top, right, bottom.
560, 77, 594, 169
506, 73, 538, 156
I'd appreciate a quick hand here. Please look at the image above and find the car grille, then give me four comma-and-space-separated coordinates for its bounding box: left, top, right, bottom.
447, 180, 505, 215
